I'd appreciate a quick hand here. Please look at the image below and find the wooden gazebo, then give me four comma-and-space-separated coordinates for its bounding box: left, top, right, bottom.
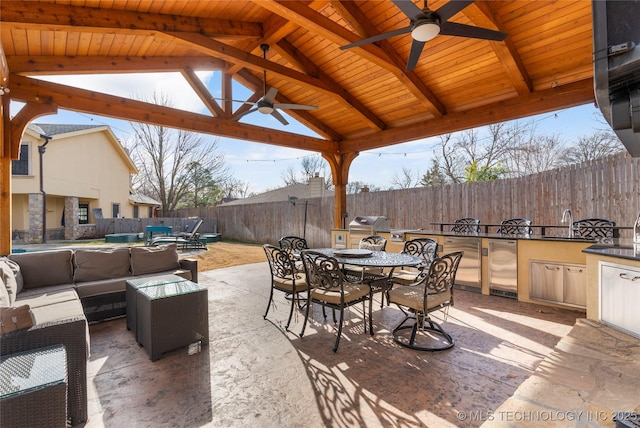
0, 1, 596, 254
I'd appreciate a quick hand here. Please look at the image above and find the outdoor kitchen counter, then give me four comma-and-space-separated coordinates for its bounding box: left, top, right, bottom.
333, 228, 638, 313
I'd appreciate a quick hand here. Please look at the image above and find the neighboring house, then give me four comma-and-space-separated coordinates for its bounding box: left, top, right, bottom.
220, 175, 331, 206
11, 123, 159, 243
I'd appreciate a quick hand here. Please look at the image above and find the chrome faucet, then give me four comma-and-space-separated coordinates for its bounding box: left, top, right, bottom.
561, 209, 574, 238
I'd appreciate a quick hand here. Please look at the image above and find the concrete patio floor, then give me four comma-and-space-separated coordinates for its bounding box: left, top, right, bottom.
83, 262, 640, 427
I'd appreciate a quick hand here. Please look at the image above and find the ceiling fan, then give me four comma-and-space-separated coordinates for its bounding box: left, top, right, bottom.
340, 0, 508, 71
233, 44, 318, 126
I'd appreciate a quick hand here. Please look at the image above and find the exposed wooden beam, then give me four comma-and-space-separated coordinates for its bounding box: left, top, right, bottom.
0, 43, 8, 91
162, 32, 334, 96
254, 0, 397, 71
340, 79, 595, 153
9, 74, 337, 153
276, 38, 386, 131
465, 1, 533, 94
234, 69, 343, 142
331, 0, 447, 117
10, 101, 58, 159
7, 56, 226, 75
181, 67, 225, 118
0, 1, 263, 39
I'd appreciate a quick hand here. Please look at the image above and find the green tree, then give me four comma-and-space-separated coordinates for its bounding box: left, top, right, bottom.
464, 161, 508, 182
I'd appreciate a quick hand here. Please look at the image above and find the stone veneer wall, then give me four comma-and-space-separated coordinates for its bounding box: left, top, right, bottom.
27, 193, 43, 243
64, 196, 79, 240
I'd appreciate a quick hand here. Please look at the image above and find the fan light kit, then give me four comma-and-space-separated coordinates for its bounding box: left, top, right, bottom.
341, 0, 508, 71
233, 43, 318, 126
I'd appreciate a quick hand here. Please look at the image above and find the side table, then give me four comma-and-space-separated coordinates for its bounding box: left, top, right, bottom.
126, 274, 187, 342
136, 280, 209, 361
0, 345, 67, 428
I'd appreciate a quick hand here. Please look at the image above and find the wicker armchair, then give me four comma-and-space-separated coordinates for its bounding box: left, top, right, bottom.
0, 317, 89, 425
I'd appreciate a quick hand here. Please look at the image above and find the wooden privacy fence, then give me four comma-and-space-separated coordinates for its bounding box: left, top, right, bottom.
180, 152, 640, 247
95, 217, 217, 236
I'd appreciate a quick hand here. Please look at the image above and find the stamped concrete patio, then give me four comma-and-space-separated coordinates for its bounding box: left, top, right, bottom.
83, 262, 640, 427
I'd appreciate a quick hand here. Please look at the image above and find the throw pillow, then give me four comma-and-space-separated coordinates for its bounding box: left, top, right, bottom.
0, 272, 10, 307
0, 305, 34, 334
0, 258, 19, 306
1, 257, 24, 295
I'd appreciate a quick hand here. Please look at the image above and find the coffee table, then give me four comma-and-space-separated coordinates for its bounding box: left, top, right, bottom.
126, 274, 186, 341
128, 278, 209, 361
0, 345, 68, 427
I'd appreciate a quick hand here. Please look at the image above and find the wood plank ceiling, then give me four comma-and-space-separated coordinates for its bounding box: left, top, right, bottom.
1, 0, 595, 158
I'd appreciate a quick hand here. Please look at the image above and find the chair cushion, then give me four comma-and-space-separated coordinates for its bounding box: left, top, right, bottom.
390, 269, 420, 285
9, 250, 74, 289
14, 288, 79, 309
388, 285, 451, 312
73, 247, 131, 282
130, 244, 179, 276
273, 274, 307, 292
310, 283, 370, 305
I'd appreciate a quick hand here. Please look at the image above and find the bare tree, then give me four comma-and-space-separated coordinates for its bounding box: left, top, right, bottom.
281, 165, 302, 186
559, 130, 623, 165
391, 167, 419, 189
128, 92, 229, 215
346, 181, 380, 194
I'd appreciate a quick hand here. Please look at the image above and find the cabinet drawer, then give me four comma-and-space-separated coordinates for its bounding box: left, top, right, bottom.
600, 263, 640, 338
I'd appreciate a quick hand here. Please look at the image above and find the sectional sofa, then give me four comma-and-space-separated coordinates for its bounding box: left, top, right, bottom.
0, 243, 198, 425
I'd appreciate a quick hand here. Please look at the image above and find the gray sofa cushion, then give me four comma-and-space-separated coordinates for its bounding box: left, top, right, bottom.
9, 250, 74, 289
130, 244, 179, 276
16, 288, 79, 309
73, 247, 131, 282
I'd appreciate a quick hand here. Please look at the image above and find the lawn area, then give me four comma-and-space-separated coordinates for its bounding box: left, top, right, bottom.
192, 240, 266, 271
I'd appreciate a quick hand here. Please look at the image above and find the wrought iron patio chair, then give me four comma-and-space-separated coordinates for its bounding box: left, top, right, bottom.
299, 250, 373, 352
572, 218, 616, 242
263, 244, 307, 330
389, 238, 439, 285
278, 236, 309, 253
388, 251, 463, 351
342, 235, 388, 276
451, 217, 481, 235
496, 218, 533, 236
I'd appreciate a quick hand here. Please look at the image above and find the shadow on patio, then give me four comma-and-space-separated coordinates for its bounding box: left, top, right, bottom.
84, 261, 587, 427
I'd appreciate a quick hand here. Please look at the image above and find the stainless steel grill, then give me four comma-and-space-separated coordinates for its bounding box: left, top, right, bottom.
348, 216, 390, 248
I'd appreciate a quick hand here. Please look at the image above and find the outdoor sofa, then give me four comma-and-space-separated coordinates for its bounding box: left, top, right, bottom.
0, 243, 198, 425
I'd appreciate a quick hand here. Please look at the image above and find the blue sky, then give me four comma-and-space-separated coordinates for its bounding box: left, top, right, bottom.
12, 72, 607, 194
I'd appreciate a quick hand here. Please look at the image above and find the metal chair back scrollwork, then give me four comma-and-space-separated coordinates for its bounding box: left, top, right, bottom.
572, 218, 615, 242
496, 218, 533, 237
359, 235, 387, 251
388, 251, 464, 351
451, 218, 481, 235
278, 236, 309, 253
263, 244, 307, 330
299, 250, 373, 352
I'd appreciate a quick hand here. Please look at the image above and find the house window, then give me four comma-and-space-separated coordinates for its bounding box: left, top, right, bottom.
112, 203, 120, 218
133, 205, 139, 219
148, 207, 154, 218
11, 144, 29, 175
78, 204, 89, 225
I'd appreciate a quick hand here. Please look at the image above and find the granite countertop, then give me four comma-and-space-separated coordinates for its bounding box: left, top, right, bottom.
582, 244, 640, 262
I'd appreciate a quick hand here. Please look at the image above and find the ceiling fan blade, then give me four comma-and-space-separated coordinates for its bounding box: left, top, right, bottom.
440, 21, 507, 41
435, 0, 474, 21
406, 39, 426, 71
263, 87, 278, 103
212, 96, 256, 105
271, 109, 289, 126
274, 103, 318, 111
341, 26, 411, 50
392, 0, 425, 20
234, 107, 258, 120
